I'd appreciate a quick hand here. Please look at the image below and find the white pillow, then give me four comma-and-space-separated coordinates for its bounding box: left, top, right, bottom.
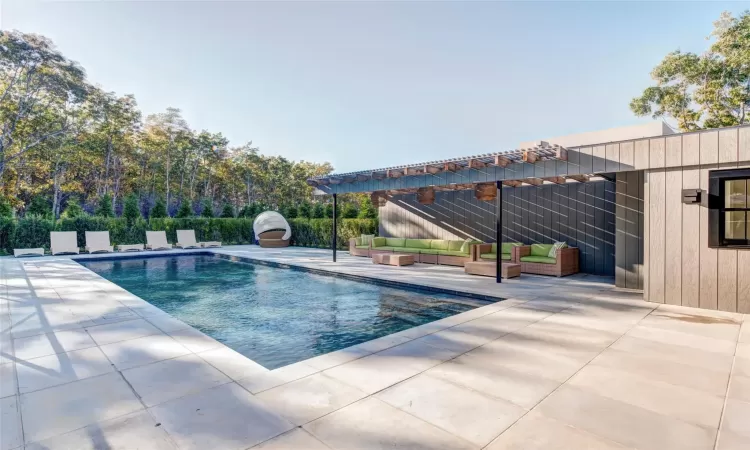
549, 242, 568, 258
361, 234, 374, 245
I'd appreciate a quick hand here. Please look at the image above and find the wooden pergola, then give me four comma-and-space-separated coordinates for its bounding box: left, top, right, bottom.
309, 141, 603, 283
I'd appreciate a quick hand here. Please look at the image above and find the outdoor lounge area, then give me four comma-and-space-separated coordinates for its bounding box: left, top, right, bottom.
1, 245, 748, 450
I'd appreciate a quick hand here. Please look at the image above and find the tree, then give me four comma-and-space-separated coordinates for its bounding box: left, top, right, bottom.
200, 198, 214, 218
0, 196, 12, 217
26, 195, 51, 218
0, 31, 89, 184
60, 197, 85, 219
175, 198, 192, 218
342, 203, 359, 219
630, 11, 750, 131
298, 201, 312, 219
312, 203, 325, 219
358, 196, 378, 219
285, 205, 298, 219
122, 194, 141, 224
95, 193, 114, 217
150, 196, 168, 218
220, 203, 235, 218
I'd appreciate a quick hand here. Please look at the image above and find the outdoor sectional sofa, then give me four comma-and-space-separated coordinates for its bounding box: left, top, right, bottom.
475, 243, 522, 262
349, 237, 481, 266
516, 243, 580, 277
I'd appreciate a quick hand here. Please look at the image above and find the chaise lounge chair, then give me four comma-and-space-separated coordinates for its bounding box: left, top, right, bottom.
84, 231, 114, 254
50, 231, 80, 256
145, 231, 173, 250
175, 229, 221, 249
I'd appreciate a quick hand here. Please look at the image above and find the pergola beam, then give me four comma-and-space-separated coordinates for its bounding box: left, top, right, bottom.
469, 159, 487, 169
565, 174, 590, 183
523, 177, 543, 186
444, 162, 459, 172
424, 165, 442, 175
543, 176, 567, 185
522, 150, 539, 164
387, 169, 402, 178
494, 155, 512, 167
502, 180, 523, 187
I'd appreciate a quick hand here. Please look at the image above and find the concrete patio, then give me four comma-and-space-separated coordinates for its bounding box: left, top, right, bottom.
1, 245, 748, 450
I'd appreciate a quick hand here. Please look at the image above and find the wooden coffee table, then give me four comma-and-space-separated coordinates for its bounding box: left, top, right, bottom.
372, 253, 415, 266
464, 261, 521, 278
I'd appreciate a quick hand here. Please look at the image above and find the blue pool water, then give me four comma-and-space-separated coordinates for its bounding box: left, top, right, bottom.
80, 255, 490, 369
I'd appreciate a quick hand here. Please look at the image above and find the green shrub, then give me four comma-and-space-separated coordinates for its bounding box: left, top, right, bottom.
298, 201, 312, 219
0, 197, 13, 218
26, 196, 52, 219
342, 203, 358, 219
61, 197, 86, 219
220, 204, 235, 218
95, 193, 114, 217
0, 218, 16, 253
311, 203, 325, 219
122, 194, 141, 225
358, 196, 378, 219
200, 199, 214, 218
289, 218, 378, 249
175, 199, 192, 218
13, 216, 55, 249
285, 205, 298, 219
150, 197, 168, 218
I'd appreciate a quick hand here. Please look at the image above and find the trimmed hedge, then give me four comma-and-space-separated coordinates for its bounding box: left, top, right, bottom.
0, 216, 378, 254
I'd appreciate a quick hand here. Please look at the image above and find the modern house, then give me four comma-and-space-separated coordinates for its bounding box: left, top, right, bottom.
308, 123, 750, 314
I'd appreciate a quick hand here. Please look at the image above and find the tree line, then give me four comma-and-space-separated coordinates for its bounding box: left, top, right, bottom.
0, 30, 374, 220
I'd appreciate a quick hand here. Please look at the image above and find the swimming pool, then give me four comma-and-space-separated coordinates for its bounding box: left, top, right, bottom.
80, 255, 491, 369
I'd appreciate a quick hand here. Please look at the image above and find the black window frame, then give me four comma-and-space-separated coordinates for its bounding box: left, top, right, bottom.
709, 168, 750, 248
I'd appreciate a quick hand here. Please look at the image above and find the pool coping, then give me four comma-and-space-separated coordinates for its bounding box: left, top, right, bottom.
75, 250, 507, 303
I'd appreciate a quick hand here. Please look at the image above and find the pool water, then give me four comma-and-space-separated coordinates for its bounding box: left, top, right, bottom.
80, 255, 490, 369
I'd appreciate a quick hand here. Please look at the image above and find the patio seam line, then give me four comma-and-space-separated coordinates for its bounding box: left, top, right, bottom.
712, 336, 743, 450
4, 269, 26, 450
482, 302, 665, 450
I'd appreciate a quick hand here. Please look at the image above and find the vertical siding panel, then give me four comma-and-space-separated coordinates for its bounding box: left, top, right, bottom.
615, 174, 626, 287
606, 144, 620, 172
620, 142, 635, 169
649, 170, 666, 303
683, 133, 701, 166
699, 165, 718, 310
665, 136, 682, 168
718, 128, 738, 164
664, 169, 682, 305
700, 131, 719, 165
739, 127, 750, 162
634, 139, 650, 170
592, 145, 606, 173
717, 250, 738, 312
643, 171, 650, 301
649, 138, 666, 169
638, 171, 645, 290
681, 169, 701, 308
738, 250, 750, 314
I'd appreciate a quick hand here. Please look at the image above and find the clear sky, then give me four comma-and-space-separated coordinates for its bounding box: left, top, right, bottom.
1, 1, 745, 173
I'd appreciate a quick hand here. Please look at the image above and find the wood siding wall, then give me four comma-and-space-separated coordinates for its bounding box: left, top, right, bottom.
644, 127, 750, 312
380, 181, 616, 276
615, 171, 644, 290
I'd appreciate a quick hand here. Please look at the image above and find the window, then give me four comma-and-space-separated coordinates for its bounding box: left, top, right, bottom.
709, 169, 750, 248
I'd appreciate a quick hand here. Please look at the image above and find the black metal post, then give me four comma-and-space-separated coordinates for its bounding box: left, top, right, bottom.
332, 193, 337, 262
496, 181, 502, 283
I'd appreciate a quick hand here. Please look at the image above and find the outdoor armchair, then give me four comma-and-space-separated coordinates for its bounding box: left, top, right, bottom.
516, 243, 579, 277
84, 231, 114, 254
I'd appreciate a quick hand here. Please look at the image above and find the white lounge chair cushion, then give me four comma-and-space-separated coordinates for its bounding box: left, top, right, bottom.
85, 231, 114, 253
14, 248, 44, 257
50, 231, 80, 255
146, 231, 172, 249
201, 241, 221, 248
176, 230, 201, 248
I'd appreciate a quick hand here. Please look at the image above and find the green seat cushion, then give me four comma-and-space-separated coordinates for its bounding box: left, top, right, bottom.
355, 245, 369, 249
374, 246, 398, 251
399, 247, 422, 254
430, 240, 450, 251
448, 240, 465, 252
530, 244, 554, 257
419, 249, 441, 255
521, 255, 557, 264
404, 239, 432, 249
372, 237, 387, 247
440, 250, 471, 257
480, 253, 512, 261
385, 238, 406, 247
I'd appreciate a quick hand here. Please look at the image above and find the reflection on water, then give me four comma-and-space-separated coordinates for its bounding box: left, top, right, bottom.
81, 255, 491, 369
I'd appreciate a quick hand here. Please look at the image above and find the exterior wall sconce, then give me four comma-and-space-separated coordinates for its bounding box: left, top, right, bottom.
682, 189, 702, 204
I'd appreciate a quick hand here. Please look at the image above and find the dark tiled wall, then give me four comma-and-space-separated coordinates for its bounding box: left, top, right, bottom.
379, 180, 617, 276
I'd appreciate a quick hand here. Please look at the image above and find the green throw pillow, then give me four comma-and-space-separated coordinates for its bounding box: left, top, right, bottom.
360, 234, 374, 245
460, 238, 473, 254
355, 237, 363, 246
549, 242, 568, 258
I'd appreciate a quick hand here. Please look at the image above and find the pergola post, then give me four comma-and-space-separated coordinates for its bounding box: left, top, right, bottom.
332, 193, 337, 262
496, 180, 502, 284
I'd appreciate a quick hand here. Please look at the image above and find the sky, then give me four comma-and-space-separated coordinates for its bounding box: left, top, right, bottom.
1, 0, 745, 173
